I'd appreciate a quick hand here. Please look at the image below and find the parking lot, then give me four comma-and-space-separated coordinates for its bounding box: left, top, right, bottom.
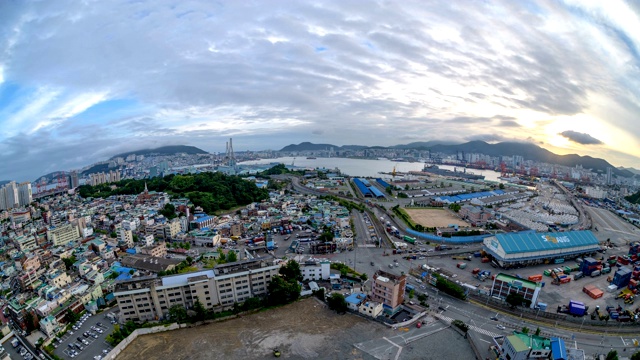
52, 312, 116, 360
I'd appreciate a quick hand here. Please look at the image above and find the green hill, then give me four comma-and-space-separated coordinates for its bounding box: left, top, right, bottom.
110, 145, 208, 160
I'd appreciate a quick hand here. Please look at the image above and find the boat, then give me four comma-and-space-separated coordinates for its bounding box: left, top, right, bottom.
306, 157, 317, 159
421, 164, 485, 180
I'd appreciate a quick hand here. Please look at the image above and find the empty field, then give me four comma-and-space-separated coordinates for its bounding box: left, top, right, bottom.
404, 208, 467, 228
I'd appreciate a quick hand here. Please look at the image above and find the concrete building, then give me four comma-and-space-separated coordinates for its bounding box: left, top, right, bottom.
114, 258, 281, 322
500, 332, 552, 360
358, 300, 384, 318
490, 273, 542, 309
371, 270, 406, 314
47, 224, 81, 246
1, 182, 18, 210
14, 235, 37, 252
299, 260, 330, 281
139, 242, 167, 258
118, 228, 134, 247
17, 182, 32, 207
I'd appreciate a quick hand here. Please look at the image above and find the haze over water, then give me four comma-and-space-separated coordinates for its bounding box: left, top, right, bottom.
240, 157, 503, 182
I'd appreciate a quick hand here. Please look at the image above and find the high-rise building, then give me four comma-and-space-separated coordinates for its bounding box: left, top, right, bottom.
17, 182, 32, 206
606, 167, 613, 185
1, 182, 19, 210
70, 171, 79, 188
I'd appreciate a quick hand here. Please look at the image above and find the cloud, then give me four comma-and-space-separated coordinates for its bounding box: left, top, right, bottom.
0, 0, 639, 180
559, 130, 604, 145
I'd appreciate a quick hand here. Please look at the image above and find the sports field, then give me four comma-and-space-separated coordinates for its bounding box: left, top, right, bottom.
404, 208, 467, 228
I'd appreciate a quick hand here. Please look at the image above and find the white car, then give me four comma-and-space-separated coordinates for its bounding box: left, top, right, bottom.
496, 325, 506, 330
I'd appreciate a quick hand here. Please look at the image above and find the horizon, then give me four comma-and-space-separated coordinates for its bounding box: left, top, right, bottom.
1, 1, 639, 181
1, 139, 634, 183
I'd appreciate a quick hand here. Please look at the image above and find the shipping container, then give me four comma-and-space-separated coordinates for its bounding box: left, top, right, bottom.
528, 274, 543, 282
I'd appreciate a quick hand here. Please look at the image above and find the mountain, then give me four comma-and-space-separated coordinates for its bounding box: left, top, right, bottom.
81, 163, 111, 176
427, 141, 633, 177
0, 180, 10, 186
280, 142, 340, 151
619, 167, 640, 176
393, 141, 459, 149
110, 145, 208, 160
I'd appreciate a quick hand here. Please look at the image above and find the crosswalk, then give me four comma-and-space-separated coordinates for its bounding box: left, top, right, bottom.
435, 313, 500, 338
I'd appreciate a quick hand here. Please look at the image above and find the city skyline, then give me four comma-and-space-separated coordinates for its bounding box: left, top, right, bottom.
1, 0, 639, 181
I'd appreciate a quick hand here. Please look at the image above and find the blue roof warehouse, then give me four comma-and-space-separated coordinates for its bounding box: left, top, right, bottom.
483, 230, 600, 268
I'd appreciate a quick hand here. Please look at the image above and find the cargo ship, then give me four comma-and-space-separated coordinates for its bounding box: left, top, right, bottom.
306, 157, 317, 159
421, 164, 485, 180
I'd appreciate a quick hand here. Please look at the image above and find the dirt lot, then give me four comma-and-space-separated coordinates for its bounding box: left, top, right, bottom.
117, 297, 475, 360
117, 298, 381, 360
404, 208, 467, 228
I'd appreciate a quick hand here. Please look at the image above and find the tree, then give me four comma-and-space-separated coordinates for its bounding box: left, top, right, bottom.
128, 269, 135, 275
535, 327, 541, 336
192, 298, 206, 321
279, 260, 303, 283
227, 251, 237, 263
606, 350, 619, 360
327, 293, 348, 314
132, 234, 139, 242
65, 309, 79, 324
266, 276, 301, 306
448, 203, 461, 212
186, 256, 194, 264
499, 183, 505, 189
25, 312, 37, 333
160, 203, 177, 219
408, 289, 415, 299
505, 292, 528, 308
359, 273, 368, 281
630, 350, 640, 360
218, 252, 227, 264
241, 297, 263, 311
109, 272, 119, 280
62, 256, 77, 271
168, 305, 187, 324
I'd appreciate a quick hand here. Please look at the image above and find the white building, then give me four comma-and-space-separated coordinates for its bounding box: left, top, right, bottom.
359, 300, 384, 318
300, 260, 330, 281
118, 228, 134, 247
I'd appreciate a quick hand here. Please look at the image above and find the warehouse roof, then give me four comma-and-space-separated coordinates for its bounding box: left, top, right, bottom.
494, 230, 599, 254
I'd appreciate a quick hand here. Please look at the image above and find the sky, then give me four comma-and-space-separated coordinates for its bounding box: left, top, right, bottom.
1, 0, 639, 182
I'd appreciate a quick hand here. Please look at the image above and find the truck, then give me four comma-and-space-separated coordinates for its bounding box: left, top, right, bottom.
403, 235, 416, 244
590, 270, 601, 277
435, 244, 450, 251
11, 339, 19, 348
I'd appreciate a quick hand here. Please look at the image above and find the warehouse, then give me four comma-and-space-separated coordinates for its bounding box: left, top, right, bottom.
483, 230, 600, 268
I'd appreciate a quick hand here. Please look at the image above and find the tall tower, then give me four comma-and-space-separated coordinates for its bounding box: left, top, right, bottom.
225, 138, 237, 172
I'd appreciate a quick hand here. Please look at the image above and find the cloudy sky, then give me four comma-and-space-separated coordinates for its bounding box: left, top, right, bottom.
1, 0, 639, 181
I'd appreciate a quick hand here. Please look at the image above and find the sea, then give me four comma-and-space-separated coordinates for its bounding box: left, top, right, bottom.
239, 157, 504, 182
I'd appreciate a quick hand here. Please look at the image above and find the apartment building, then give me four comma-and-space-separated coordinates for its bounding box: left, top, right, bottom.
118, 228, 134, 247
139, 242, 167, 258
370, 270, 406, 314
47, 224, 80, 246
14, 235, 37, 252
114, 258, 281, 322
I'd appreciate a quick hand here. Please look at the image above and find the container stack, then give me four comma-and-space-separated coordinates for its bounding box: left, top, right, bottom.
580, 257, 601, 276
612, 267, 633, 289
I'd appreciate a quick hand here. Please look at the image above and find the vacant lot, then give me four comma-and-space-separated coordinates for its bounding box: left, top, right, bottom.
404, 208, 467, 228
117, 298, 380, 360
117, 298, 475, 360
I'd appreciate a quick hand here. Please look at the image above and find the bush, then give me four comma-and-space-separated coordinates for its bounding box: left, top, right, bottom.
452, 319, 468, 333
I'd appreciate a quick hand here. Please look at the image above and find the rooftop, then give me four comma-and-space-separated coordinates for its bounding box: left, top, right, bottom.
491, 230, 599, 254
